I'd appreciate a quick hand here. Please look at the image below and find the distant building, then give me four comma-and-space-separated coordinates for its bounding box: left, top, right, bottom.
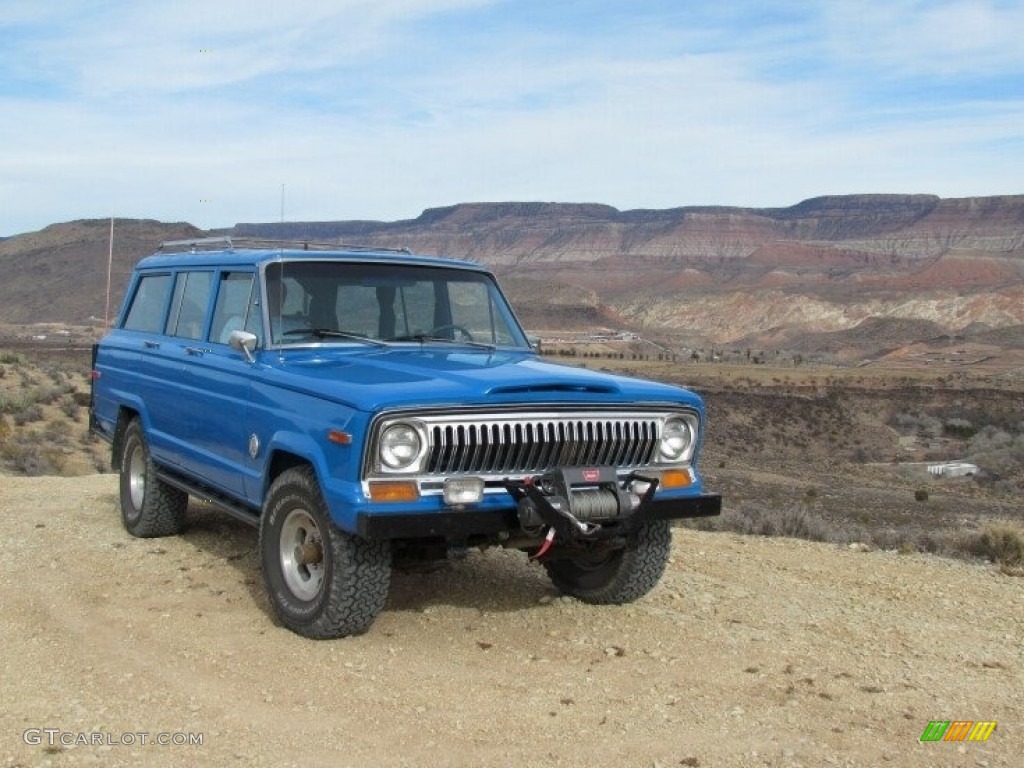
927, 462, 979, 478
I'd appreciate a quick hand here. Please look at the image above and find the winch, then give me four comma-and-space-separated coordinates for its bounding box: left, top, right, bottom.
503, 467, 660, 544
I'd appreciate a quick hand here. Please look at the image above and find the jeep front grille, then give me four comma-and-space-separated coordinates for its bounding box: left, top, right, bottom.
424, 415, 661, 475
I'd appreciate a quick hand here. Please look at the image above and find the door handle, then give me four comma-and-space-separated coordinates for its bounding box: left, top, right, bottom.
144, 339, 160, 349
184, 346, 206, 356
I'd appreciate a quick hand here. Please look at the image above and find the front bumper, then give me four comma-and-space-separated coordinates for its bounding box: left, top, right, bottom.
355, 492, 721, 540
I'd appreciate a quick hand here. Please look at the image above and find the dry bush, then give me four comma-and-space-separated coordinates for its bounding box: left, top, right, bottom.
875, 522, 1024, 567
13, 403, 44, 427
977, 522, 1024, 566
0, 441, 62, 476
684, 503, 845, 544
60, 395, 80, 420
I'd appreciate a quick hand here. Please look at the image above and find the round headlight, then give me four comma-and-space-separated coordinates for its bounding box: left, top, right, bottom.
379, 424, 422, 470
659, 417, 693, 462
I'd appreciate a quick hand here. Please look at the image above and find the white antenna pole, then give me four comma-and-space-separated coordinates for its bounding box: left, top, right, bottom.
104, 216, 114, 329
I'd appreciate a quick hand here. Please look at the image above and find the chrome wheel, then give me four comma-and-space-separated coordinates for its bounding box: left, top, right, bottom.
127, 444, 147, 513
279, 508, 325, 602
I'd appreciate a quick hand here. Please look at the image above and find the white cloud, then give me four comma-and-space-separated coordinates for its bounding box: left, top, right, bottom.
2, 0, 1023, 235
821, 0, 1024, 76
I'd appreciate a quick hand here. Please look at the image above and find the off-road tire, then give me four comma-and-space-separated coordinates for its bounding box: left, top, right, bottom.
543, 520, 672, 604
118, 419, 188, 537
260, 466, 392, 639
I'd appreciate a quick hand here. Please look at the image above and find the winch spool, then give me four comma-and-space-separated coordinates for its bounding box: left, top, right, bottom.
568, 487, 621, 520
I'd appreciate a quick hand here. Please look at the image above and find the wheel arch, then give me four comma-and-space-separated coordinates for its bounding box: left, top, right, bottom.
111, 406, 141, 469
265, 448, 316, 497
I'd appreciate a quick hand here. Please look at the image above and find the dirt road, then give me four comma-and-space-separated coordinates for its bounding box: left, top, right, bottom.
2, 475, 1020, 767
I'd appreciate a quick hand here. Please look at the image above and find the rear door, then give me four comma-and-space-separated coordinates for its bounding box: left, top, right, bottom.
146, 270, 215, 468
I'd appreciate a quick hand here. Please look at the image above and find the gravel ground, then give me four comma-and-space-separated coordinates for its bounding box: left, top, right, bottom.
2, 475, 1021, 767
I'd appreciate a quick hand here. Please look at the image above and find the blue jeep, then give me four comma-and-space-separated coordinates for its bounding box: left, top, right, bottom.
91, 238, 720, 638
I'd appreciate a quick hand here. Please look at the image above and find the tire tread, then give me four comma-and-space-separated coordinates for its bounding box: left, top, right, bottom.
119, 420, 188, 538
260, 466, 391, 639
544, 520, 672, 604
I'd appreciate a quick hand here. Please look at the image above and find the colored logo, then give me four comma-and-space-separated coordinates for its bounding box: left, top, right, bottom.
920, 721, 996, 742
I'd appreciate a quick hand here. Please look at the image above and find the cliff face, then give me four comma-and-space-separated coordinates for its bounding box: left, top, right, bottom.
2, 194, 1023, 346
235, 194, 1024, 343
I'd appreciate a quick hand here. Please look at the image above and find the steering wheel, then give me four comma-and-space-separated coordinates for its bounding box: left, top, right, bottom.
430, 324, 475, 342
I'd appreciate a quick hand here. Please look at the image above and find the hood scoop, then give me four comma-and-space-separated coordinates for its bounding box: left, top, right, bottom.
487, 381, 619, 396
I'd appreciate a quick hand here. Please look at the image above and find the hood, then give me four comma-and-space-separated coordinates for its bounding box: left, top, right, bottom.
256, 347, 700, 413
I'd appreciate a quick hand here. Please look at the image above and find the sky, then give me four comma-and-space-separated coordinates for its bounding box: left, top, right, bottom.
2, 0, 1023, 236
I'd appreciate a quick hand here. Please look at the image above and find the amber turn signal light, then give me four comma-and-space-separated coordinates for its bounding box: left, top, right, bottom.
660, 469, 692, 489
367, 480, 420, 503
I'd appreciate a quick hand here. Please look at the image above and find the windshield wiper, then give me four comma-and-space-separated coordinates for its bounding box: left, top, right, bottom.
390, 333, 496, 352
282, 328, 389, 347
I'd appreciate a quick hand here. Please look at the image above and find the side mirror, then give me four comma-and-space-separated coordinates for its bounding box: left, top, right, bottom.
228, 330, 258, 363
527, 335, 542, 352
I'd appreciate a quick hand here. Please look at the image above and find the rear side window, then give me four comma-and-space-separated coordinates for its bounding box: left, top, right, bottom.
210, 272, 259, 344
122, 274, 171, 333
165, 272, 213, 340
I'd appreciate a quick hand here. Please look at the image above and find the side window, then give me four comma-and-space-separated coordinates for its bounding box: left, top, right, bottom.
165, 271, 213, 340
122, 274, 171, 333
210, 272, 257, 345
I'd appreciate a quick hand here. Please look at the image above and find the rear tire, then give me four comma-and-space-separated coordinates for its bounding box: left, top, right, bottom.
118, 419, 188, 537
260, 467, 392, 639
543, 520, 672, 604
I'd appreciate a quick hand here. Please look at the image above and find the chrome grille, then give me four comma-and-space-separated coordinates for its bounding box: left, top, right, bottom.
424, 415, 661, 475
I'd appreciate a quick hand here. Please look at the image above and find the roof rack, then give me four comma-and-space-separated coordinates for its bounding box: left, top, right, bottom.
158, 236, 412, 255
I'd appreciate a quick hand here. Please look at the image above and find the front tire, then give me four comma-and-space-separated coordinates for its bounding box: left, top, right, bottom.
118, 419, 188, 537
260, 467, 392, 639
543, 520, 673, 604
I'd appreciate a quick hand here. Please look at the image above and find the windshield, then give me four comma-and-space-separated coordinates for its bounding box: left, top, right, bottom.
263, 261, 529, 349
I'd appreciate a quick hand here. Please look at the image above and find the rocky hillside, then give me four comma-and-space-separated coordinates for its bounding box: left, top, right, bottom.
2, 195, 1023, 345
0, 219, 202, 325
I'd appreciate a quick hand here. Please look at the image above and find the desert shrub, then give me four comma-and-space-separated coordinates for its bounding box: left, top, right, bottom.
892, 411, 943, 438
59, 395, 80, 420
14, 403, 44, 427
968, 427, 1024, 474
0, 351, 25, 364
943, 418, 976, 439
914, 488, 929, 502
867, 527, 918, 555
0, 442, 61, 476
684, 504, 844, 544
970, 426, 1014, 453
43, 418, 74, 446
977, 522, 1024, 566
36, 386, 67, 406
